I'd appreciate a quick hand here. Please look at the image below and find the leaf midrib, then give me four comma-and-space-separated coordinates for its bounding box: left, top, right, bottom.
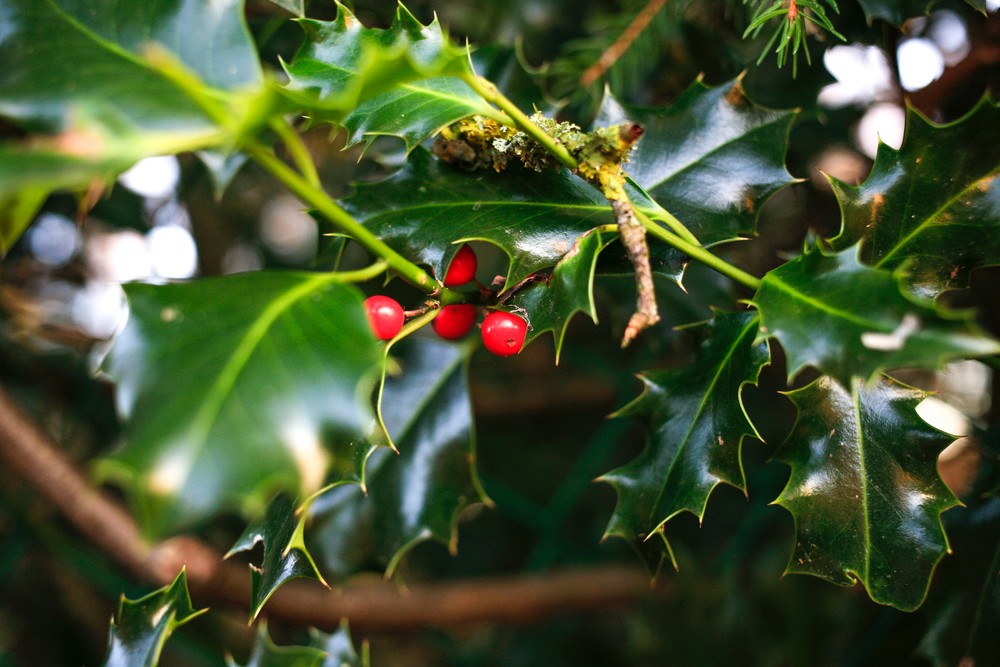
182, 273, 339, 462
851, 381, 873, 586
648, 315, 759, 529
874, 163, 1000, 269
763, 271, 888, 332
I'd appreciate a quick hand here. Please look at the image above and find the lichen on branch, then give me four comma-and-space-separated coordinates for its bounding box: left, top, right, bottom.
433, 114, 659, 344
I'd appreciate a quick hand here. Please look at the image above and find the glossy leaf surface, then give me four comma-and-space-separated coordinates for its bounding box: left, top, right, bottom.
342, 77, 496, 152
831, 99, 1000, 297
228, 624, 326, 667
342, 148, 662, 288
100, 272, 382, 536
102, 569, 206, 667
508, 229, 613, 360
751, 245, 1000, 385
774, 375, 960, 610
600, 311, 770, 573
309, 337, 487, 578
600, 79, 797, 245
284, 2, 493, 144
226, 493, 328, 621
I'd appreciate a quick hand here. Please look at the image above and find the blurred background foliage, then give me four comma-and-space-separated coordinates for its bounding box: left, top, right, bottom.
1, 0, 998, 664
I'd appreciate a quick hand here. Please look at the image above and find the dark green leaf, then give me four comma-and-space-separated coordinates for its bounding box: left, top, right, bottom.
309, 337, 488, 578
600, 311, 770, 574
341, 147, 664, 288
855, 0, 936, 25
508, 228, 614, 360
831, 99, 1000, 298
228, 624, 325, 667
99, 271, 383, 536
598, 79, 798, 245
311, 622, 370, 667
268, 0, 304, 17
774, 375, 960, 610
283, 2, 494, 145
225, 493, 331, 622
102, 569, 206, 667
342, 77, 497, 152
751, 245, 1000, 386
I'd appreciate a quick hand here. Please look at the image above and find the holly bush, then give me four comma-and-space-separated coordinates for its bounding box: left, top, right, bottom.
1, 0, 998, 665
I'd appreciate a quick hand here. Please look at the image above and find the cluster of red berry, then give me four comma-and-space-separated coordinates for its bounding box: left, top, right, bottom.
362, 245, 528, 356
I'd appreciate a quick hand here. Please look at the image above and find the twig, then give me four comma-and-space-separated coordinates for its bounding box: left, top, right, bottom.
579, 0, 669, 88
0, 384, 666, 631
613, 198, 660, 346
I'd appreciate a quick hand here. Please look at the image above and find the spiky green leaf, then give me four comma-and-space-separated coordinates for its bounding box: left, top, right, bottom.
309, 337, 488, 579
774, 375, 960, 610
102, 569, 206, 667
508, 228, 614, 360
225, 493, 331, 622
284, 3, 494, 148
600, 311, 770, 573
751, 245, 1000, 386
599, 79, 797, 245
831, 99, 1000, 298
99, 272, 382, 536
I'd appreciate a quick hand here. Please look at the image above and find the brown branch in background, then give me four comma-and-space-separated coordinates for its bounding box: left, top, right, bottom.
579, 0, 669, 88
0, 386, 155, 580
0, 383, 664, 631
613, 198, 660, 347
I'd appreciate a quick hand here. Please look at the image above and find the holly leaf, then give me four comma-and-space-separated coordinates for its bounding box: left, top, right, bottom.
774, 375, 961, 610
599, 310, 770, 574
341, 147, 665, 288
0, 0, 265, 254
311, 622, 370, 667
751, 245, 1000, 386
267, 0, 304, 17
102, 569, 207, 667
508, 228, 614, 360
98, 272, 383, 536
831, 99, 1000, 298
228, 624, 326, 667
598, 79, 797, 245
283, 2, 496, 148
308, 337, 489, 579
855, 0, 936, 25
225, 493, 331, 622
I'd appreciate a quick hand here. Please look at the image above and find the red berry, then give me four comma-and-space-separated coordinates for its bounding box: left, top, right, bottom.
433, 304, 477, 340
364, 295, 404, 340
443, 244, 477, 287
481, 311, 527, 356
